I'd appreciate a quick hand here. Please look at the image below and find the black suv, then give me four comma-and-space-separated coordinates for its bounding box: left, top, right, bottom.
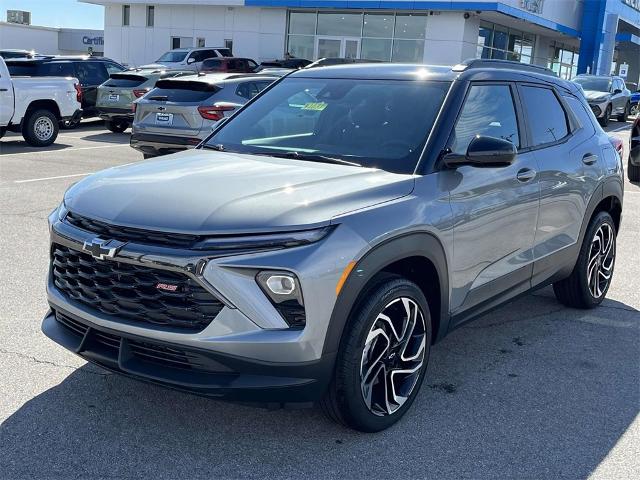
6, 56, 126, 127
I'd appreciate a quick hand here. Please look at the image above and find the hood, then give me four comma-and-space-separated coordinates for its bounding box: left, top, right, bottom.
583, 90, 610, 102
64, 150, 415, 235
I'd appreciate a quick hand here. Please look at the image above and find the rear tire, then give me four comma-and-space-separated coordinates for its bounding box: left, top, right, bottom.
617, 103, 629, 122
553, 211, 616, 309
598, 105, 611, 127
321, 274, 431, 432
105, 120, 128, 133
628, 158, 640, 182
22, 109, 59, 147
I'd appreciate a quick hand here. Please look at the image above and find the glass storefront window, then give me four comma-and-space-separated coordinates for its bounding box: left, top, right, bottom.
363, 13, 394, 38
547, 41, 579, 80
289, 12, 316, 35
317, 13, 362, 36
286, 11, 426, 63
394, 14, 426, 40
287, 35, 314, 61
476, 21, 534, 64
392, 39, 424, 62
361, 38, 392, 61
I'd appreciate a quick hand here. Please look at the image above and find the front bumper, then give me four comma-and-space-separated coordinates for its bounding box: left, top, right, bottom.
43, 307, 334, 404
130, 132, 202, 156
43, 210, 369, 403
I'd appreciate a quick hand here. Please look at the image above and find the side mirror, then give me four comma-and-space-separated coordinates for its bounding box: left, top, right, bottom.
443, 135, 517, 168
187, 57, 196, 64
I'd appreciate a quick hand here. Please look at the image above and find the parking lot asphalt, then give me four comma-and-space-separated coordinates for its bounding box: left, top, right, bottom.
0, 120, 638, 479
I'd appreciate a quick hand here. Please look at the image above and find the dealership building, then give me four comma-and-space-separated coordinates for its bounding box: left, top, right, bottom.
0, 20, 104, 56
84, 0, 639, 83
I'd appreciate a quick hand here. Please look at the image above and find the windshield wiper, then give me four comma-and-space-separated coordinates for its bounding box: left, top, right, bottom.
203, 143, 225, 151
256, 151, 362, 167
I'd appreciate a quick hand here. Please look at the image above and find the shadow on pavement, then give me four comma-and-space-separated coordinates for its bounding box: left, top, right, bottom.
1, 291, 638, 478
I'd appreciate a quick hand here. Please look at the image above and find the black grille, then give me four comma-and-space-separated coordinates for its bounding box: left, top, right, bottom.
52, 244, 223, 331
65, 211, 201, 249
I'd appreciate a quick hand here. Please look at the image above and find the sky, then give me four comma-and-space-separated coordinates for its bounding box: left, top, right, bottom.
0, 0, 104, 29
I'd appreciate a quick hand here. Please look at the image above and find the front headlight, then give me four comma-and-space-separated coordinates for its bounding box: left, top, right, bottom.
192, 226, 334, 251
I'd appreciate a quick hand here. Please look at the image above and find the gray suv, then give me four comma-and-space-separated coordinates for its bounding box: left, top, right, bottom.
130, 73, 276, 157
43, 60, 623, 432
573, 74, 631, 126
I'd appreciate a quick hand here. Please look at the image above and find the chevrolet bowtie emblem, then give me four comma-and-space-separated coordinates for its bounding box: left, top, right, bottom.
82, 238, 126, 260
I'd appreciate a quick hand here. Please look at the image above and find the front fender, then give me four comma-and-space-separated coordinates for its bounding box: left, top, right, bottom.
322, 232, 450, 356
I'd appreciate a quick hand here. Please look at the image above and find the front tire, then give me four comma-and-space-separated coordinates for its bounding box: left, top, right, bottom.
599, 104, 611, 127
553, 211, 616, 308
22, 109, 59, 147
617, 102, 629, 122
321, 274, 431, 432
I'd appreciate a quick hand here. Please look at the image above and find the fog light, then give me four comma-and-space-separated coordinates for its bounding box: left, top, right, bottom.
256, 271, 305, 328
266, 275, 296, 295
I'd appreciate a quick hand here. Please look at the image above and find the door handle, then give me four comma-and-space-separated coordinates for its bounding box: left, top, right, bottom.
0, 88, 8, 92
582, 153, 598, 165
516, 168, 536, 182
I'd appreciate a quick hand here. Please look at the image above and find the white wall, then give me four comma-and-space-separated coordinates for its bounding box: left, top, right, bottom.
424, 12, 480, 65
0, 22, 60, 55
104, 4, 286, 66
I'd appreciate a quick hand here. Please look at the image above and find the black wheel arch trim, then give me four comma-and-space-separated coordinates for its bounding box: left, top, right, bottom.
322, 231, 450, 356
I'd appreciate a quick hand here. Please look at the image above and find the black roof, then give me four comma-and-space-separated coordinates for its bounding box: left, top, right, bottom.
5, 56, 120, 64
289, 60, 579, 94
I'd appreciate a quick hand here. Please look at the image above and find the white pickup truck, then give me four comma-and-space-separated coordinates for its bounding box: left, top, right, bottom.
0, 58, 82, 147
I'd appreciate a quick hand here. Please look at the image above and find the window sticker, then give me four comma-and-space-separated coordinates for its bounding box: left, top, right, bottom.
302, 102, 328, 111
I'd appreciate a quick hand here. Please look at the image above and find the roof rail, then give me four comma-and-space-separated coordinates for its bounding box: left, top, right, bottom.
453, 59, 557, 77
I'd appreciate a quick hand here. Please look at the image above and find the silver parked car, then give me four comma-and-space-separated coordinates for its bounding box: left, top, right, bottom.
573, 74, 631, 126
140, 47, 233, 72
44, 61, 623, 432
130, 73, 277, 157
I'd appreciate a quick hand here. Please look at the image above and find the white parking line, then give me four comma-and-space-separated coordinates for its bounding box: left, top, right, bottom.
14, 173, 91, 184
1, 144, 128, 156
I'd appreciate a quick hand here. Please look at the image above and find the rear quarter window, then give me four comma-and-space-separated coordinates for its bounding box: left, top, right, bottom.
105, 74, 147, 88
563, 95, 596, 136
146, 79, 220, 102
520, 85, 569, 146
6, 63, 39, 76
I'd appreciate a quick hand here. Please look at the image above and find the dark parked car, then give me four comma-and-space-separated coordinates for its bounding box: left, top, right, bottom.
44, 60, 623, 432
258, 58, 311, 70
200, 57, 259, 73
629, 116, 640, 181
626, 82, 639, 116
0, 49, 38, 59
5, 56, 126, 127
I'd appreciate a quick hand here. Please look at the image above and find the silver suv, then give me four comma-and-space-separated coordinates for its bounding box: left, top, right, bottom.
573, 74, 631, 127
43, 60, 623, 432
130, 73, 276, 157
141, 47, 233, 72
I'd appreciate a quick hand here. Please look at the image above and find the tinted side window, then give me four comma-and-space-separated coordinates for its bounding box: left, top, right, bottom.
451, 84, 519, 155
563, 95, 595, 136
39, 62, 75, 77
74, 62, 108, 85
520, 86, 568, 146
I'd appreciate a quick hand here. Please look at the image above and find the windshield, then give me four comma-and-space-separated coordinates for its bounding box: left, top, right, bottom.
204, 77, 450, 174
574, 77, 611, 93
156, 51, 188, 63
